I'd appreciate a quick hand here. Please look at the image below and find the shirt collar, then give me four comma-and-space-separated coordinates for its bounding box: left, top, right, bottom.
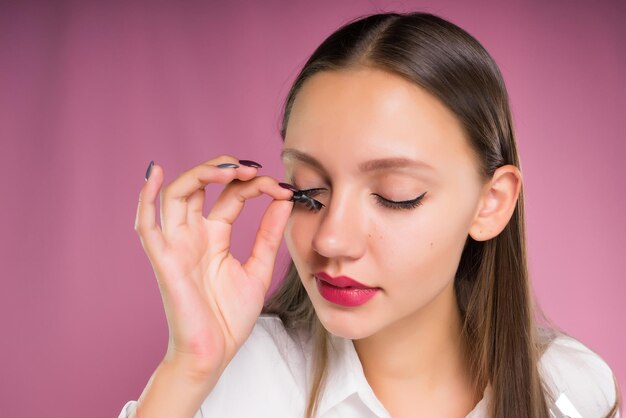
316, 333, 493, 417
316, 334, 394, 417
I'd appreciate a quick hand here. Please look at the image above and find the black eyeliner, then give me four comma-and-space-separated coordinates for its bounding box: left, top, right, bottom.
376, 191, 427, 209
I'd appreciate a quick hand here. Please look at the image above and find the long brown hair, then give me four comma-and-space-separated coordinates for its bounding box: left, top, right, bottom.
262, 11, 621, 418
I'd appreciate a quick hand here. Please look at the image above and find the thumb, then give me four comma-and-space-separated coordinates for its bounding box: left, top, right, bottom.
242, 199, 293, 292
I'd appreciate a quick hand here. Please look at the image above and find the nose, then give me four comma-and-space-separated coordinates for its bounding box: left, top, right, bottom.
311, 190, 368, 260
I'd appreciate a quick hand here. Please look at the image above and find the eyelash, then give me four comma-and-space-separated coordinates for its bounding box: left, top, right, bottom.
293, 189, 427, 212
291, 188, 326, 212
376, 191, 427, 209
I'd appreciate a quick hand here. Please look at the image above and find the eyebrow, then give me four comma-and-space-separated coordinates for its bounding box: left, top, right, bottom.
280, 148, 436, 174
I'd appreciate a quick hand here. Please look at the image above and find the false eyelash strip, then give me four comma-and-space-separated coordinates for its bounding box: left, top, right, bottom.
290, 190, 325, 212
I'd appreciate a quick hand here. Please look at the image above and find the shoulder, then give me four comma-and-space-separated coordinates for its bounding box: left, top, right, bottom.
540, 332, 620, 417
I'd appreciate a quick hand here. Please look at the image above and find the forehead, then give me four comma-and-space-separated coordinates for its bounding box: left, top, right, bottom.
282, 67, 478, 176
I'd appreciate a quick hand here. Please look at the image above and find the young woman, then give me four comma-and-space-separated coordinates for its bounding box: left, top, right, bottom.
119, 11, 621, 418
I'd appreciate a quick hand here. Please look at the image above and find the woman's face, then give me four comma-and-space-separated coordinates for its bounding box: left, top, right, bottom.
282, 67, 486, 340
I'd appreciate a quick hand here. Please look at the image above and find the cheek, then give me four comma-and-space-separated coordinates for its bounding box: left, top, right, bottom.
374, 199, 471, 291
284, 213, 317, 264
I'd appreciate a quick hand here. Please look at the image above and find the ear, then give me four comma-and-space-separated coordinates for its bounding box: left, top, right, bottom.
468, 164, 522, 241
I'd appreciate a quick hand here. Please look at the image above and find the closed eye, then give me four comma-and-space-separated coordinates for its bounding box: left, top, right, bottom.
374, 191, 427, 210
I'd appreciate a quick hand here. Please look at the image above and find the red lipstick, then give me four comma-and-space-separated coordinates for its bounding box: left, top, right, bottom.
314, 272, 380, 307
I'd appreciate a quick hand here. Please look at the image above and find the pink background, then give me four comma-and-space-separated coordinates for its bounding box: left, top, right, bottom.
1, 0, 624, 416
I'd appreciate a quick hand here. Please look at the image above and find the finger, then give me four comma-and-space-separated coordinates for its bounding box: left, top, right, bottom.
243, 199, 294, 293
159, 156, 256, 235
205, 176, 293, 259
187, 166, 261, 224
185, 188, 206, 223
135, 162, 166, 257
161, 157, 238, 233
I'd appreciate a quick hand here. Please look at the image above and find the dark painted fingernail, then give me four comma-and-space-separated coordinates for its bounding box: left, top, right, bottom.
238, 159, 262, 168
145, 160, 154, 181
278, 182, 297, 192
216, 163, 239, 169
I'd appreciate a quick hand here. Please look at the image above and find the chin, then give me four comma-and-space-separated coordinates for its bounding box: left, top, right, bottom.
313, 304, 380, 340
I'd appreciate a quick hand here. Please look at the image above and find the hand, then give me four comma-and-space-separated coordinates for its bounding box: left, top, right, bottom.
134, 156, 294, 377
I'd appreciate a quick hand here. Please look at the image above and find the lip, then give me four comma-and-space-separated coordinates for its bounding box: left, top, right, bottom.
314, 272, 380, 307
314, 272, 378, 289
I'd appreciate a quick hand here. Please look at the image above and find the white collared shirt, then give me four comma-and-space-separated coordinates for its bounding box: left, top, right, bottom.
118, 314, 619, 418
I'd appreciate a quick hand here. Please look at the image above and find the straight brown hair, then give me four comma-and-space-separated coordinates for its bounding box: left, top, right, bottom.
263, 11, 621, 418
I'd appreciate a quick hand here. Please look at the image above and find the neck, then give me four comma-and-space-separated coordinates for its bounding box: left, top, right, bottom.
352, 280, 469, 390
